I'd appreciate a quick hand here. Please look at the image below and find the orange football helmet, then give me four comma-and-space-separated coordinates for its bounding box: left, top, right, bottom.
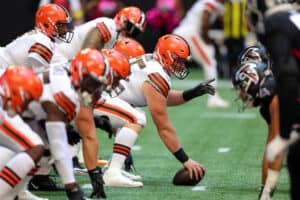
114, 6, 146, 37
114, 37, 145, 59
0, 65, 43, 116
154, 34, 191, 79
100, 48, 130, 95
69, 48, 111, 106
35, 3, 73, 43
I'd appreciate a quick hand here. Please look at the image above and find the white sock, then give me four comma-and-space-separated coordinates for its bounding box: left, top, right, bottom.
109, 127, 138, 170
55, 158, 75, 185
0, 152, 35, 196
265, 169, 279, 190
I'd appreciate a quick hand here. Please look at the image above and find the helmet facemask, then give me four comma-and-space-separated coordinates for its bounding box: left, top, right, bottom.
168, 53, 190, 80
232, 63, 262, 112
54, 20, 74, 43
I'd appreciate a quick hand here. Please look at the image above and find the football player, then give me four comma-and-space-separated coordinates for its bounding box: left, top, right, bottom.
0, 66, 44, 199
0, 3, 73, 72
247, 1, 300, 199
92, 35, 215, 187
173, 0, 229, 108
51, 6, 146, 64
232, 45, 299, 200
18, 48, 130, 199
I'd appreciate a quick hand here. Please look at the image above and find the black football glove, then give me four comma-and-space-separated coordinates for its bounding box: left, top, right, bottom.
66, 125, 82, 145
88, 167, 106, 198
94, 115, 113, 139
182, 78, 216, 101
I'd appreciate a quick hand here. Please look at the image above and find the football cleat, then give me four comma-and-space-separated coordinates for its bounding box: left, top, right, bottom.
28, 175, 64, 191
17, 188, 49, 200
103, 168, 143, 187
121, 170, 142, 181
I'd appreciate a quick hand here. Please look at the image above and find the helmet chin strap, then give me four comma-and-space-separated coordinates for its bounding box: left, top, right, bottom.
7, 101, 16, 118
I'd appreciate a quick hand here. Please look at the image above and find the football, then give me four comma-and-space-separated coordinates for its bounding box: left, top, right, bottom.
172, 167, 203, 186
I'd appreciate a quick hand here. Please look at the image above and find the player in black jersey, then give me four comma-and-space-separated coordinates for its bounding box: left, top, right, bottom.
249, 1, 300, 199
232, 46, 287, 199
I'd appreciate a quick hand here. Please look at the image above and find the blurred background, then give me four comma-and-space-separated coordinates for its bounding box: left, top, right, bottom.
0, 0, 258, 80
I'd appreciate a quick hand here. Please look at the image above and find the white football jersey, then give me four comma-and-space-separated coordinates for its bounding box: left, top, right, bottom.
173, 0, 224, 35
117, 54, 172, 107
52, 17, 119, 63
0, 30, 55, 70
26, 62, 80, 122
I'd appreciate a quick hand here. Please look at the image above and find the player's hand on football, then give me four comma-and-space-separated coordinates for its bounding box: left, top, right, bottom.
88, 167, 107, 198
183, 159, 206, 180
94, 115, 113, 139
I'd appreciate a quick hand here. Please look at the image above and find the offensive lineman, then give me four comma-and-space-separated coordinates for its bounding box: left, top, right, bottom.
93, 35, 215, 187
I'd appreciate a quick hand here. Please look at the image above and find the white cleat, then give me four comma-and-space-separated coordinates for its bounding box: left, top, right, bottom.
121, 170, 142, 181
207, 96, 229, 108
103, 168, 143, 187
18, 188, 49, 200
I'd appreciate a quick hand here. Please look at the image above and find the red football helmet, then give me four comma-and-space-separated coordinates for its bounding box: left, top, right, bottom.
100, 48, 130, 94
154, 34, 191, 79
114, 37, 145, 59
35, 3, 73, 43
114, 6, 146, 37
69, 48, 111, 106
0, 66, 43, 116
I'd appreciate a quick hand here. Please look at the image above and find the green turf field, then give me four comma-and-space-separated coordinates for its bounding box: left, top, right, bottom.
35, 68, 290, 200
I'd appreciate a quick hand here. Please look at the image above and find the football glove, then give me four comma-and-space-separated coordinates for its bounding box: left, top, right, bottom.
182, 78, 216, 101
66, 125, 82, 145
94, 115, 113, 139
88, 167, 106, 198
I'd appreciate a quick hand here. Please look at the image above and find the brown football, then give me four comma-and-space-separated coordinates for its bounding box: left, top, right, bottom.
172, 167, 203, 186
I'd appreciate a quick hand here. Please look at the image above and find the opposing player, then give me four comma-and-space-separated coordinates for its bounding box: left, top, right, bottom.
173, 0, 229, 108
52, 6, 146, 63
0, 3, 73, 72
93, 34, 214, 187
0, 66, 44, 198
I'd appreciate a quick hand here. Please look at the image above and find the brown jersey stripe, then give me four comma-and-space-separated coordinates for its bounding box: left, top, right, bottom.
96, 22, 111, 43
113, 143, 130, 156
54, 92, 76, 121
27, 166, 40, 176
0, 121, 34, 150
29, 43, 53, 63
95, 103, 137, 124
0, 172, 15, 187
3, 167, 20, 184
148, 73, 170, 97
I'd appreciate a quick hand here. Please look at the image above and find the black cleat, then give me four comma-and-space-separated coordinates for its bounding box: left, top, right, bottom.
66, 184, 89, 200
28, 175, 65, 191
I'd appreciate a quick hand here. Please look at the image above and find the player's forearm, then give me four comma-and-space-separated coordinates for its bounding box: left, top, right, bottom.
167, 90, 185, 106
82, 134, 99, 169
158, 126, 181, 153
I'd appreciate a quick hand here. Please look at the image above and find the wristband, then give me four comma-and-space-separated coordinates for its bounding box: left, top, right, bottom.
88, 166, 102, 177
182, 89, 195, 101
173, 148, 189, 163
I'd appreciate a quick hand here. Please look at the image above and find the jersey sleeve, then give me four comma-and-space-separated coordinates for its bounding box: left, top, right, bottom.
147, 72, 170, 98
96, 22, 112, 43
28, 42, 53, 64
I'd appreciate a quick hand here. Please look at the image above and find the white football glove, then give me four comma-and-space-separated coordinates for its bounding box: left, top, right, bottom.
266, 135, 289, 162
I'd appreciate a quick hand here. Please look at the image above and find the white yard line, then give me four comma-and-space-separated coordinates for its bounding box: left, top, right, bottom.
192, 185, 207, 191
172, 79, 233, 89
200, 112, 257, 119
